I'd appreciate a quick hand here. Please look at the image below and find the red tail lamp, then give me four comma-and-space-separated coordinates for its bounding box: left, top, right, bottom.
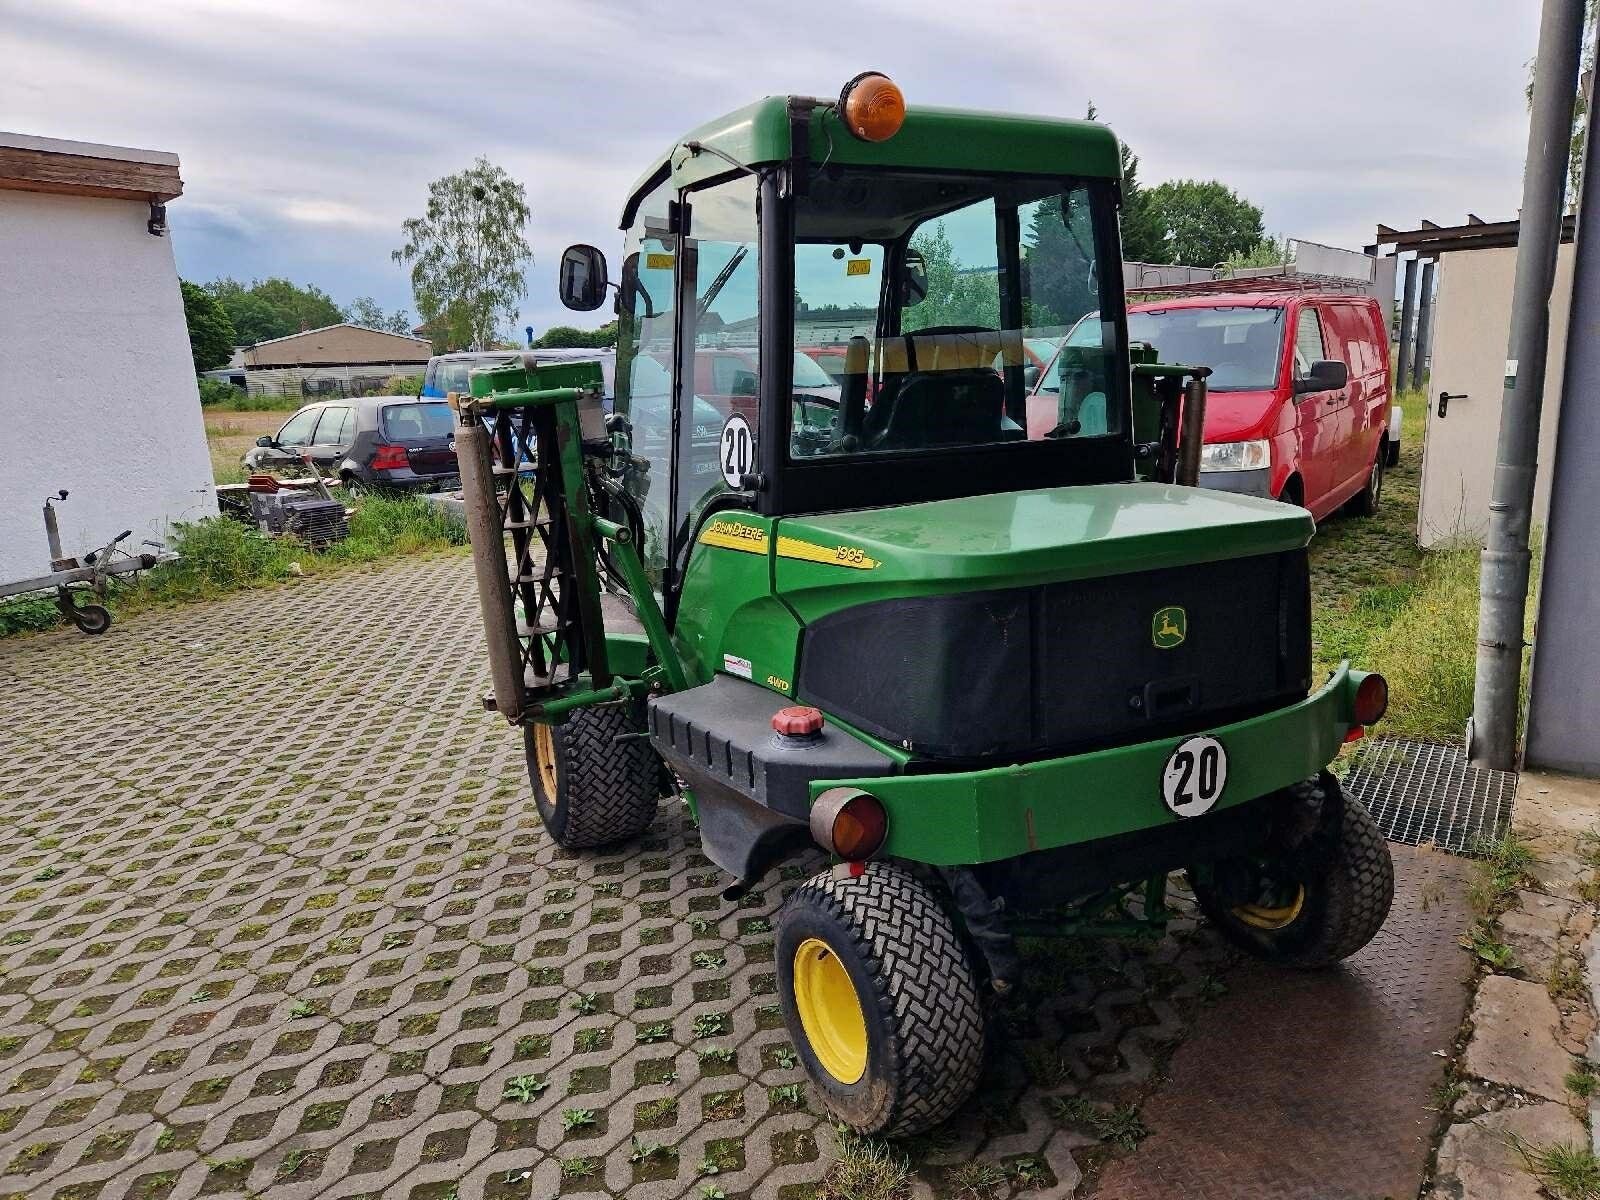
838, 72, 906, 142
371, 444, 409, 471
810, 787, 888, 861
1353, 672, 1389, 726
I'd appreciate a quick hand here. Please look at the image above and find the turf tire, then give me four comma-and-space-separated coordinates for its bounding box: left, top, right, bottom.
775, 862, 986, 1137
1191, 772, 1394, 967
524, 704, 658, 848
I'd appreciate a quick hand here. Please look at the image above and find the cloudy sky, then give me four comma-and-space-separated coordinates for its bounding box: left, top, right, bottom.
3, 0, 1545, 339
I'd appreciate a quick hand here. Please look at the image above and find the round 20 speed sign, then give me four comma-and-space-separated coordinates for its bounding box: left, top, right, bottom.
720, 414, 753, 488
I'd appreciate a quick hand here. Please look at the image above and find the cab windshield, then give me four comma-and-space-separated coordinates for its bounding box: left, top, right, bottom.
791, 168, 1119, 458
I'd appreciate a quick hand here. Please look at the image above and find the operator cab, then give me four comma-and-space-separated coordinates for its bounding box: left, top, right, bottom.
559, 75, 1134, 601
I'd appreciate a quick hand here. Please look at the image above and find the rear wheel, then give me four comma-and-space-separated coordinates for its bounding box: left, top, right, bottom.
776, 862, 986, 1137
1190, 772, 1393, 967
524, 705, 659, 848
1347, 443, 1385, 516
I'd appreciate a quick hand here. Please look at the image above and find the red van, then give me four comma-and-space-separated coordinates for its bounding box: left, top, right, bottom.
1122, 293, 1392, 519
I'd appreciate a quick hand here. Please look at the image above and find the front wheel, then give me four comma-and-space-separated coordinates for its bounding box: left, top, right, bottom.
1190, 772, 1394, 967
524, 705, 659, 848
776, 862, 986, 1137
69, 603, 112, 635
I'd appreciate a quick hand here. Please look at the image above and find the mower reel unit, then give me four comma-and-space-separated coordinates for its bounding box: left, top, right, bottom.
457, 74, 1395, 1138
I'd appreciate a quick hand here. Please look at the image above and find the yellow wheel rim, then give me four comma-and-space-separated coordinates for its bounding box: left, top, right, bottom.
1233, 885, 1307, 930
533, 724, 558, 798
791, 938, 868, 1084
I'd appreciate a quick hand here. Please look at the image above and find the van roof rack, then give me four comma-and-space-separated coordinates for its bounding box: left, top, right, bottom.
1127, 268, 1374, 301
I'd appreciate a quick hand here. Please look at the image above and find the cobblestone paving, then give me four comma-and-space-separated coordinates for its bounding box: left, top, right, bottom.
0, 555, 1229, 1200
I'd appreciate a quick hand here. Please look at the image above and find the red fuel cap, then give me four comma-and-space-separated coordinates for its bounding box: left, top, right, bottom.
772, 706, 824, 737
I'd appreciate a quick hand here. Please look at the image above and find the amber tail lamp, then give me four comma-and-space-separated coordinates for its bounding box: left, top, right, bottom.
838, 72, 906, 142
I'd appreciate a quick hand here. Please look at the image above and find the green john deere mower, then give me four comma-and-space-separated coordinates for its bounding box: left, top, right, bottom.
454, 72, 1395, 1137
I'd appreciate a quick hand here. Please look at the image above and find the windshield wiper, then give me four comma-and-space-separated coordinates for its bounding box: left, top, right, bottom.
696, 245, 748, 320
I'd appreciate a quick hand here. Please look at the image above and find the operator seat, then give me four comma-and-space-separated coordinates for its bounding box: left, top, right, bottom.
874, 329, 1009, 449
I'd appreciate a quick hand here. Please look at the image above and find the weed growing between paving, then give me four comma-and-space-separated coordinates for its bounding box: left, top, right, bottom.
817, 1129, 913, 1200
0, 496, 466, 637
1511, 1136, 1600, 1199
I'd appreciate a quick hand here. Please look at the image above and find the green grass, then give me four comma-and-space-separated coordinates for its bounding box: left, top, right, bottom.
0, 495, 466, 639
817, 1130, 912, 1200
1512, 1137, 1600, 1199
1312, 395, 1540, 740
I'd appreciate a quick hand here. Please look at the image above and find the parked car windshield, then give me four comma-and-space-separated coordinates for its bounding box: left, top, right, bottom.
424, 354, 520, 397
790, 169, 1119, 459
380, 402, 454, 440
1126, 306, 1285, 391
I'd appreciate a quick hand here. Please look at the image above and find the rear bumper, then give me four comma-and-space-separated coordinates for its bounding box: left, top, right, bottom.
814, 664, 1367, 866
368, 467, 461, 492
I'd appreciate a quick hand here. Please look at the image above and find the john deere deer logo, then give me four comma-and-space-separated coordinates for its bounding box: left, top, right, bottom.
1153, 606, 1187, 649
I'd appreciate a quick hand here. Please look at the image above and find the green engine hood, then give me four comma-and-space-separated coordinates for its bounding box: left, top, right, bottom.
772, 482, 1313, 619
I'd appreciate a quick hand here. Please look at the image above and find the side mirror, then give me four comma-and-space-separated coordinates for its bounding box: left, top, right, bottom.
1295, 359, 1348, 395
559, 244, 609, 312
901, 248, 929, 306
256, 435, 274, 447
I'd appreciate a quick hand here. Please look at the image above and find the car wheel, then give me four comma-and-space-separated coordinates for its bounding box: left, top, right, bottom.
1189, 772, 1394, 968
776, 862, 986, 1137
1348, 444, 1384, 516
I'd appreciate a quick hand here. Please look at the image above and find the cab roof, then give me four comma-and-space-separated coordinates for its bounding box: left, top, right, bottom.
624, 94, 1123, 222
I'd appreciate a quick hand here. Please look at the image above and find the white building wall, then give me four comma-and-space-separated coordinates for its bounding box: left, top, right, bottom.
1417, 245, 1571, 547
0, 190, 214, 582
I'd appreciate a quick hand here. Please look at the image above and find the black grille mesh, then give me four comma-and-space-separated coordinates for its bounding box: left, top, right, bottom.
797, 550, 1310, 760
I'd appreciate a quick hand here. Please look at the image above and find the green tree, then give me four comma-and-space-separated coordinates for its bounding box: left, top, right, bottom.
1526, 1, 1597, 206
902, 224, 1001, 331
1224, 235, 1289, 271
393, 158, 532, 351
1085, 102, 1164, 263
203, 276, 343, 344
1143, 180, 1265, 268
179, 280, 235, 373
344, 295, 414, 334
533, 321, 618, 349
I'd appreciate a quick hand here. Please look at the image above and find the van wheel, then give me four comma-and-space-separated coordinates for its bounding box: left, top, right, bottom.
524, 705, 659, 848
1348, 445, 1384, 516
776, 862, 986, 1137
1189, 772, 1394, 967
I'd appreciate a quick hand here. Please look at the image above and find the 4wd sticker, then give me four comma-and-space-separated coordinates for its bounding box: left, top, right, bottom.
700, 519, 767, 555
775, 536, 880, 570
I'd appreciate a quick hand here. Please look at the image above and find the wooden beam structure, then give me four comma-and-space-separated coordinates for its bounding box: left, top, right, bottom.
0, 133, 182, 203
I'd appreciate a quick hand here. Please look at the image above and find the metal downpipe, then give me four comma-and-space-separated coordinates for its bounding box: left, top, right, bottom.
1470, 0, 1588, 768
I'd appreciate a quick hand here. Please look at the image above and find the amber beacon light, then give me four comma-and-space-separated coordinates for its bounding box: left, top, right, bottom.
838, 72, 906, 142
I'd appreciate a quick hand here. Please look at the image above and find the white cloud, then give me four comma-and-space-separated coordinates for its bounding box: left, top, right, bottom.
2, 0, 1550, 333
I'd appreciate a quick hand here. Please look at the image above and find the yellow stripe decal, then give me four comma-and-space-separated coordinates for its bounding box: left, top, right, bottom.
775, 536, 880, 571
700, 520, 769, 555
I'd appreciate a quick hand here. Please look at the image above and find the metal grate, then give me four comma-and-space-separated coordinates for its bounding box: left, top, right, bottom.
1343, 736, 1517, 856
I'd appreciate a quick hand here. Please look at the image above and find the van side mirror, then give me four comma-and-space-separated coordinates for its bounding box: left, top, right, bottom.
559, 244, 609, 311
1295, 359, 1347, 395
256, 435, 274, 447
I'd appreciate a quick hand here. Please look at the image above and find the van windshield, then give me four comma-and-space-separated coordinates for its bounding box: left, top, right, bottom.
1126, 307, 1285, 391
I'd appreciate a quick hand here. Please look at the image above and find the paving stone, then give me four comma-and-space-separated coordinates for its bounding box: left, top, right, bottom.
1432, 1102, 1586, 1200
1464, 975, 1574, 1101
0, 554, 1239, 1198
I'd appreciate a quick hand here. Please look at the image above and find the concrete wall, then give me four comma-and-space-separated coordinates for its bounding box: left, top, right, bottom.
0, 190, 214, 581
1416, 244, 1572, 547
